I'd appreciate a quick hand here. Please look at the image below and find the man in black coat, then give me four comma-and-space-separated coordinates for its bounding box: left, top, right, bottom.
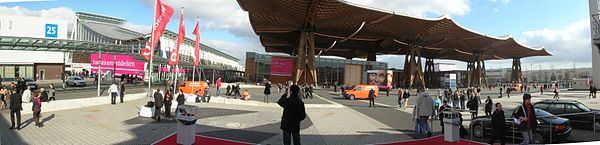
120, 80, 125, 103
278, 85, 306, 145
9, 89, 22, 130
489, 102, 506, 145
513, 94, 537, 145
153, 89, 163, 121
264, 81, 271, 103
368, 88, 376, 108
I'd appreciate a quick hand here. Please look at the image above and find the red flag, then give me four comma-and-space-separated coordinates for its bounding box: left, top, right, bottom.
192, 18, 200, 66
144, 0, 174, 61
141, 41, 152, 60
168, 8, 185, 65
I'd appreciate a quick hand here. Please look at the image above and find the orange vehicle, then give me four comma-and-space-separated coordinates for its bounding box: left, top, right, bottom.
343, 85, 379, 100
177, 81, 209, 96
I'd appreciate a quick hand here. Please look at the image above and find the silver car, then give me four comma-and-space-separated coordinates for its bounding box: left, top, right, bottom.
66, 76, 86, 87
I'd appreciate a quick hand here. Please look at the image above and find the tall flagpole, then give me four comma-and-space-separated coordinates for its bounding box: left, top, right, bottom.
191, 17, 199, 94
147, 0, 157, 97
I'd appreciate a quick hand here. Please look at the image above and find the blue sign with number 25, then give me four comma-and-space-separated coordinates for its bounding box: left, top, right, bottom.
45, 24, 58, 38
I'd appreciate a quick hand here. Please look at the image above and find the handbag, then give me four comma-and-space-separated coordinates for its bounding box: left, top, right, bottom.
513, 105, 526, 125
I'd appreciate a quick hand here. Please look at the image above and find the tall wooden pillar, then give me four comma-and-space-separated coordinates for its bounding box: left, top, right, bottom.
367, 51, 376, 62
424, 59, 436, 88
294, 31, 317, 85
401, 45, 426, 89
467, 61, 474, 87
511, 58, 523, 83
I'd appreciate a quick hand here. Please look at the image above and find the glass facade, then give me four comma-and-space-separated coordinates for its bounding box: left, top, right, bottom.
0, 65, 34, 82
248, 52, 387, 85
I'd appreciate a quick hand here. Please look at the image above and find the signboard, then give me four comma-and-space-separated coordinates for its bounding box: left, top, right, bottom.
44, 24, 58, 38
270, 57, 293, 76
89, 54, 145, 78
368, 70, 391, 88
449, 73, 457, 89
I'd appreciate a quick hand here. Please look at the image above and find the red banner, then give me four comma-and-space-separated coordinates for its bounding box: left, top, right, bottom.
192, 18, 200, 66
141, 41, 153, 60
168, 9, 185, 65
143, 0, 174, 61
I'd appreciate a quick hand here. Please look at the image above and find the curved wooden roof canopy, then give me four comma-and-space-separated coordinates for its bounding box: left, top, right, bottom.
237, 0, 551, 62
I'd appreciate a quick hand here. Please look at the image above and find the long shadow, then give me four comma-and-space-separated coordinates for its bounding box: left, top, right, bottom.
198, 116, 314, 143
0, 111, 27, 144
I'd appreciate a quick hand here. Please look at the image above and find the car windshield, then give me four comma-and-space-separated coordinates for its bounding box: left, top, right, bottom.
73, 77, 83, 80
575, 103, 591, 112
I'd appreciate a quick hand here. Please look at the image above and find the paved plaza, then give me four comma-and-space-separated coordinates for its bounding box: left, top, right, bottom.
0, 84, 599, 145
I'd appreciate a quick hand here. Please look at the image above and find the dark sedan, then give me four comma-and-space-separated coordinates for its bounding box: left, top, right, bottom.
534, 99, 600, 131
470, 109, 571, 144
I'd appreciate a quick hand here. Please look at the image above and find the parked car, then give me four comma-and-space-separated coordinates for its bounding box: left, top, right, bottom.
470, 108, 571, 144
66, 76, 87, 87
24, 78, 38, 90
342, 85, 378, 100
534, 99, 600, 130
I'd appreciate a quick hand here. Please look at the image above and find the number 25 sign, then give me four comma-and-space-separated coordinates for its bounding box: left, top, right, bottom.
45, 24, 58, 38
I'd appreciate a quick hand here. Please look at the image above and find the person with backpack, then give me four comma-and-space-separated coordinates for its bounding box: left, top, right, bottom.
513, 94, 537, 145
489, 102, 506, 145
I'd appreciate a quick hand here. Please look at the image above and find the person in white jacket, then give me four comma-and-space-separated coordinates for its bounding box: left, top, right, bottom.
22, 86, 32, 103
108, 83, 118, 104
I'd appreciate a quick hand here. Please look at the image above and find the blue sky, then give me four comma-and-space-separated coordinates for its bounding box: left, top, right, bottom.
0, 0, 594, 70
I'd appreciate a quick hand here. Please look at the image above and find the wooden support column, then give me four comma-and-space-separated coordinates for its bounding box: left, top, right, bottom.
367, 51, 376, 61
466, 61, 474, 87
424, 59, 436, 88
294, 31, 317, 85
511, 58, 523, 83
401, 44, 426, 89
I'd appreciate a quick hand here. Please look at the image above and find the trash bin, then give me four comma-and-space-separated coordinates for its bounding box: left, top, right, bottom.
176, 105, 198, 145
443, 111, 461, 142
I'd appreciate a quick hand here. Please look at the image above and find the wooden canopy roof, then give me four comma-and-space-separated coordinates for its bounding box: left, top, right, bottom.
237, 0, 551, 62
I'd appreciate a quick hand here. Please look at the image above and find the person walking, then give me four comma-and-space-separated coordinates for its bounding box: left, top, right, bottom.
433, 95, 441, 119
593, 85, 597, 98
459, 91, 466, 110
9, 89, 22, 130
164, 89, 173, 118
176, 89, 186, 106
484, 96, 493, 118
153, 89, 163, 121
506, 87, 511, 98
264, 81, 272, 103
451, 91, 459, 109
108, 83, 119, 105
398, 88, 404, 108
414, 92, 434, 137
32, 92, 43, 127
48, 84, 56, 102
489, 102, 506, 145
513, 94, 537, 145
438, 100, 450, 133
40, 88, 48, 102
22, 86, 32, 103
590, 85, 594, 99
540, 85, 544, 95
553, 84, 560, 100
368, 88, 376, 108
226, 85, 231, 96
216, 77, 222, 96
499, 87, 503, 98
278, 85, 306, 145
120, 80, 125, 103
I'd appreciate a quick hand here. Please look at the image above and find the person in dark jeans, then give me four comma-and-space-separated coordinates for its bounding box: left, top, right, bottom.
368, 88, 376, 108
513, 94, 537, 145
489, 102, 506, 145
163, 89, 172, 118
120, 80, 125, 103
438, 100, 449, 133
484, 96, 493, 118
153, 89, 163, 121
278, 85, 306, 145
9, 89, 22, 130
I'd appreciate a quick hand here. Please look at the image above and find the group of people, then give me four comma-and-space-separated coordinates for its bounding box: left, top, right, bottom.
120, 74, 141, 84
7, 85, 53, 130
589, 85, 597, 99
487, 94, 537, 145
151, 80, 188, 121
225, 83, 243, 99
107, 80, 126, 104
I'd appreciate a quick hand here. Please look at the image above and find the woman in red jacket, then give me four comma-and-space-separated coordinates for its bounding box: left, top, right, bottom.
32, 92, 43, 127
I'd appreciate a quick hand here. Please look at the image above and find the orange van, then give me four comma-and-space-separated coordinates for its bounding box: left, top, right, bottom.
177, 81, 209, 96
343, 85, 379, 100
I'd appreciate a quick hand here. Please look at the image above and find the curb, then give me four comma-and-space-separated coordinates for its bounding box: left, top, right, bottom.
206, 96, 344, 109
18, 92, 149, 115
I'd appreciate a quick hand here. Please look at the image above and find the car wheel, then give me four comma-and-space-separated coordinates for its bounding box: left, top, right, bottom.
531, 132, 545, 144
349, 95, 355, 100
472, 123, 484, 138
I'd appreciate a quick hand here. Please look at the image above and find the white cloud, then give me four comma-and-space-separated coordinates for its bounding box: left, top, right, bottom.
0, 6, 75, 30
493, 8, 499, 12
517, 19, 591, 66
346, 0, 471, 17
489, 0, 511, 4
203, 39, 264, 64
122, 23, 151, 34
0, 0, 53, 3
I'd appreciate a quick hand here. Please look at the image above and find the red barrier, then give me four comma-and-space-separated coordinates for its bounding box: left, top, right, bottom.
153, 133, 256, 145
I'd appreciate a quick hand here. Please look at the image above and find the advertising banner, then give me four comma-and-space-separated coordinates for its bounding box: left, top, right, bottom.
368, 70, 391, 88
89, 54, 145, 78
270, 58, 293, 76
159, 67, 187, 73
